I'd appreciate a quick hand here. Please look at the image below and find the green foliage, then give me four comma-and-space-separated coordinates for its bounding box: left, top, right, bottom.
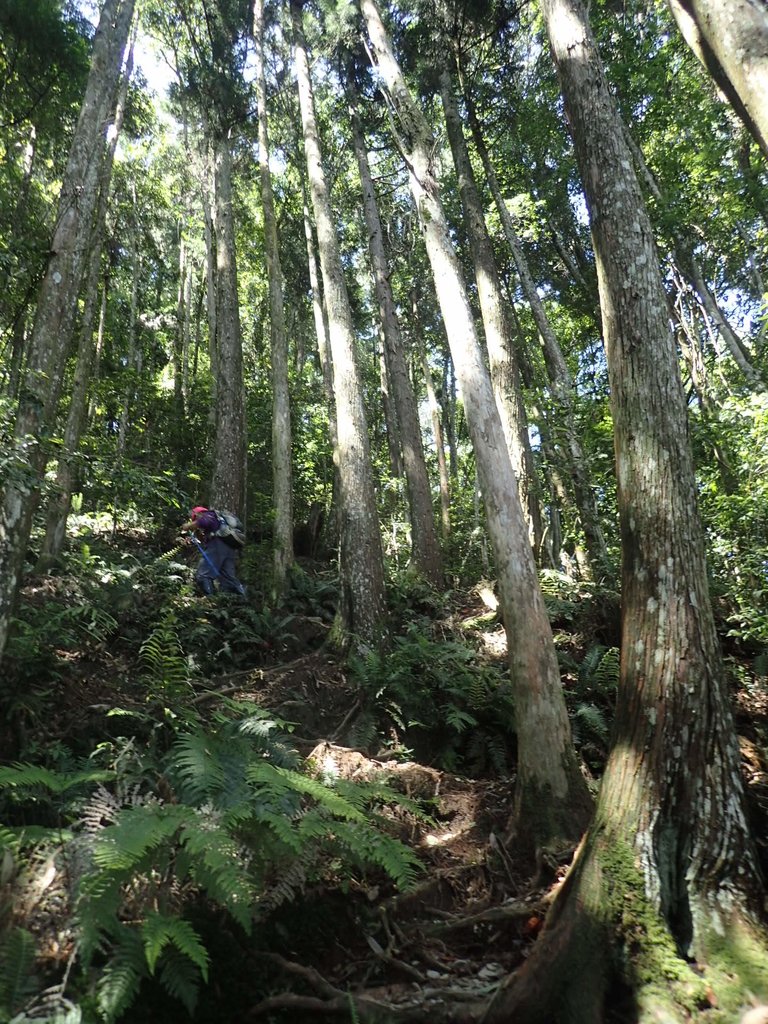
349, 622, 514, 775
180, 598, 297, 673
0, 926, 37, 1019
1, 709, 423, 1022
5, 599, 117, 686
139, 612, 191, 699
557, 643, 620, 773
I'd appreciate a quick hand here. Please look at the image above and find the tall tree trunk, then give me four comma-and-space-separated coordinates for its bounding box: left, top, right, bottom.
302, 198, 341, 549
412, 309, 451, 539
488, 0, 768, 1017
350, 96, 443, 587
254, 0, 293, 599
376, 331, 404, 479
461, 76, 610, 577
361, 0, 592, 853
439, 67, 544, 560
210, 133, 247, 517
116, 197, 140, 463
173, 231, 188, 416
667, 0, 768, 162
0, 0, 135, 666
38, 30, 134, 568
201, 158, 219, 416
292, 0, 387, 649
87, 278, 109, 424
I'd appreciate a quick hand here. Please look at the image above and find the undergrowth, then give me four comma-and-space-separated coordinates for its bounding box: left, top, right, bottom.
348, 620, 515, 775
0, 710, 425, 1022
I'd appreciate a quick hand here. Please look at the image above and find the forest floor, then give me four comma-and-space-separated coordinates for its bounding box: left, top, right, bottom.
6, 541, 768, 1023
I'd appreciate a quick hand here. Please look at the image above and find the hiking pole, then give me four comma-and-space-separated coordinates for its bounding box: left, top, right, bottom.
188, 534, 247, 597
189, 535, 220, 578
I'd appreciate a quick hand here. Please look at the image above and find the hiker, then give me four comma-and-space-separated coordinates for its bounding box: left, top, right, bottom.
180, 505, 246, 597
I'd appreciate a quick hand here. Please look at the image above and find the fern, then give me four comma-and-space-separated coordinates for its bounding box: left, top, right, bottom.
6, 714, 429, 1023
444, 706, 478, 733
572, 702, 609, 745
177, 812, 255, 931
0, 926, 37, 1016
91, 804, 192, 871
331, 820, 422, 890
139, 614, 190, 697
579, 645, 620, 695
96, 930, 145, 1023
254, 857, 311, 918
157, 945, 203, 1016
247, 763, 366, 822
172, 733, 227, 803
142, 913, 209, 979
0, 763, 113, 796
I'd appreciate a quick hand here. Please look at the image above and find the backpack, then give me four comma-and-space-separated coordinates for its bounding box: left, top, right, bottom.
213, 509, 246, 547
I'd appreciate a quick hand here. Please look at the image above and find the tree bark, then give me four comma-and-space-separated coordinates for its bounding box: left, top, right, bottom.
361, 0, 592, 854
38, 31, 134, 568
210, 133, 247, 518
350, 95, 443, 588
0, 0, 135, 666
461, 76, 610, 578
667, 0, 768, 162
486, 0, 768, 1016
439, 67, 545, 561
411, 293, 451, 539
292, 0, 388, 649
254, 0, 293, 599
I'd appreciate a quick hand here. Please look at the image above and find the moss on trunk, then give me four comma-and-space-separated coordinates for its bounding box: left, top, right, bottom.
484, 828, 768, 1024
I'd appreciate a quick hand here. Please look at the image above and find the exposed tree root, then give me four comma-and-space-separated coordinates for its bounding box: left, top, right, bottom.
246, 952, 487, 1022
419, 898, 546, 937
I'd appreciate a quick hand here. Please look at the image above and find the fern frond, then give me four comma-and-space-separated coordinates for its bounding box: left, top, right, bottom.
444, 707, 478, 733
573, 702, 609, 743
157, 945, 202, 1016
80, 785, 124, 834
76, 871, 125, 962
0, 763, 112, 795
250, 807, 303, 851
91, 804, 191, 871
142, 913, 209, 980
331, 820, 423, 890
345, 709, 378, 750
0, 926, 37, 1015
254, 857, 310, 918
594, 647, 620, 692
467, 673, 489, 710
178, 814, 254, 930
172, 732, 226, 803
247, 764, 365, 822
96, 929, 145, 1023
139, 616, 190, 695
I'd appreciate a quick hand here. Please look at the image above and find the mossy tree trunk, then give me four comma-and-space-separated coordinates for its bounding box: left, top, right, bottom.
485, 0, 768, 1018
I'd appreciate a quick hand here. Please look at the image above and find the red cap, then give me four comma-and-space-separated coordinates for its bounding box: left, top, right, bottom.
191, 506, 208, 518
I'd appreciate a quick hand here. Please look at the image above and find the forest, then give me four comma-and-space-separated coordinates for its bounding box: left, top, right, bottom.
1, 0, 767, 1021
